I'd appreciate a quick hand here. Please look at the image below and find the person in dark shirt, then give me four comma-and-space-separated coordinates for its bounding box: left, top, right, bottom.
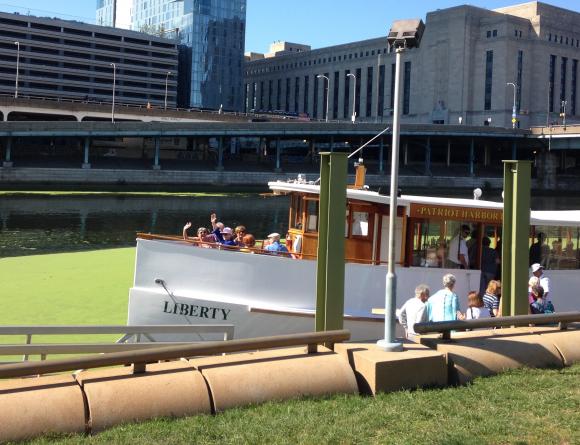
480, 237, 498, 296
529, 232, 547, 266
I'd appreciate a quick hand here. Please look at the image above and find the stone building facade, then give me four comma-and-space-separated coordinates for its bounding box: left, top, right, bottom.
244, 2, 580, 128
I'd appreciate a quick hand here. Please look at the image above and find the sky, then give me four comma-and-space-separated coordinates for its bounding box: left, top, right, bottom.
1, 0, 579, 52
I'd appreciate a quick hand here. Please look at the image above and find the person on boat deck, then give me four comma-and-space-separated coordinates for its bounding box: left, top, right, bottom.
482, 279, 501, 317
234, 225, 247, 247
182, 223, 217, 245
264, 232, 290, 255
479, 236, 499, 296
529, 263, 552, 305
426, 273, 465, 322
529, 232, 549, 267
239, 233, 256, 253
447, 225, 470, 269
215, 227, 237, 246
466, 229, 478, 269
398, 284, 430, 339
465, 291, 491, 320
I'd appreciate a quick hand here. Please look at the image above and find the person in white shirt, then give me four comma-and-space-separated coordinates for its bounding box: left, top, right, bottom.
529, 263, 551, 302
447, 225, 470, 269
465, 291, 491, 320
398, 284, 430, 339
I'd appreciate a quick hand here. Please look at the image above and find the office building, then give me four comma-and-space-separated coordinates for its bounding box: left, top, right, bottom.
97, 0, 247, 111
244, 1, 580, 128
0, 11, 178, 106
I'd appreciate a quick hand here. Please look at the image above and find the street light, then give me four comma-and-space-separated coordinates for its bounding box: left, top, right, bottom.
316, 74, 330, 122
346, 73, 356, 123
507, 82, 517, 129
110, 62, 116, 123
14, 41, 20, 99
377, 18, 424, 352
164, 71, 172, 111
561, 100, 567, 128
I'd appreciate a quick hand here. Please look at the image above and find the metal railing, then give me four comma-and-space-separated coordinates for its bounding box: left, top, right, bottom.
0, 330, 350, 379
414, 311, 580, 340
0, 324, 234, 361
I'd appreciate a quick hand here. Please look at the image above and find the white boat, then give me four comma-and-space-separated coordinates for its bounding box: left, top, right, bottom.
127, 168, 580, 341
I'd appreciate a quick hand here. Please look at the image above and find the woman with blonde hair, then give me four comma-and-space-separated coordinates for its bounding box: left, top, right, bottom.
482, 279, 501, 317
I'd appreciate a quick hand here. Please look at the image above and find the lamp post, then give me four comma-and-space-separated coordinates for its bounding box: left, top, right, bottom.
164, 71, 172, 111
377, 44, 405, 352
316, 74, 330, 122
346, 73, 356, 123
14, 41, 20, 99
561, 100, 567, 129
110, 62, 116, 123
507, 82, 517, 129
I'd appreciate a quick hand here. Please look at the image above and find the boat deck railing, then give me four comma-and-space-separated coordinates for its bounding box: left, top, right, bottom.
0, 324, 235, 362
414, 311, 580, 340
0, 330, 350, 379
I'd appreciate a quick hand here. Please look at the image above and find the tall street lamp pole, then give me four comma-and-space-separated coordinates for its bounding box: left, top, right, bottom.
110, 62, 116, 123
377, 44, 405, 352
317, 74, 330, 122
507, 82, 517, 129
14, 41, 20, 99
164, 71, 172, 111
347, 73, 356, 123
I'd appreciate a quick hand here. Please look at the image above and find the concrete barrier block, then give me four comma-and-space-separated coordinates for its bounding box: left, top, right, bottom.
189, 346, 358, 412
0, 374, 86, 443
432, 333, 564, 384
334, 342, 447, 395
75, 360, 211, 432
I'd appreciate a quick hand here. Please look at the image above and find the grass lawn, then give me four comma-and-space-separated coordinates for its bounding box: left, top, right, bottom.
18, 364, 580, 445
0, 248, 135, 347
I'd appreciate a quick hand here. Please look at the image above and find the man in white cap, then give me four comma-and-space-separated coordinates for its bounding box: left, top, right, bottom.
529, 263, 551, 303
265, 233, 289, 255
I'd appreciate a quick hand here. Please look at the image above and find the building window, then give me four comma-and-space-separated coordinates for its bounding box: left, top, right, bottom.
355, 68, 361, 118
276, 78, 281, 110
268, 79, 273, 110
366, 66, 373, 117
344, 69, 350, 119
294, 76, 300, 112
285, 78, 290, 112
304, 75, 309, 115
403, 61, 411, 115
517, 50, 523, 111
492, 29, 497, 37
378, 64, 385, 117
259, 80, 264, 109
487, 30, 491, 38
561, 56, 568, 106
572, 59, 578, 115
484, 50, 493, 111
549, 54, 556, 112
322, 72, 329, 120
313, 73, 319, 118
390, 63, 396, 109
549, 33, 552, 41
333, 71, 339, 119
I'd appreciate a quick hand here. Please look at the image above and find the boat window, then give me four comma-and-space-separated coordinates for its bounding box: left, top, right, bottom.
531, 226, 580, 270
305, 199, 318, 232
351, 211, 369, 236
411, 220, 446, 267
290, 195, 303, 230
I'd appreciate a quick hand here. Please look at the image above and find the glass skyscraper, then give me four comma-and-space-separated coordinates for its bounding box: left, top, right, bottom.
96, 0, 246, 110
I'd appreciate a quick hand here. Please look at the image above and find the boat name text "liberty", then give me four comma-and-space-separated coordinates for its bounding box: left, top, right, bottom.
162, 301, 231, 320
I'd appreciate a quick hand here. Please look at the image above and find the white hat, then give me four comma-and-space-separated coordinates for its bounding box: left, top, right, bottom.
531, 263, 543, 273
267, 232, 280, 239
221, 227, 233, 235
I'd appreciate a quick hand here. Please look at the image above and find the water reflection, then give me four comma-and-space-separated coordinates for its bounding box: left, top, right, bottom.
1, 193, 579, 258
0, 194, 290, 258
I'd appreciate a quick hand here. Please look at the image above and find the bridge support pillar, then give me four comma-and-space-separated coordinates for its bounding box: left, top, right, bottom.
274, 137, 282, 172
82, 137, 91, 169
153, 137, 161, 170
469, 138, 475, 177
424, 137, 431, 176
446, 139, 451, 167
3, 137, 13, 168
216, 137, 224, 171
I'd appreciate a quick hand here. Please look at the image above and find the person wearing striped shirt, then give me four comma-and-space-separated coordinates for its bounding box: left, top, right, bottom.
482, 279, 501, 317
